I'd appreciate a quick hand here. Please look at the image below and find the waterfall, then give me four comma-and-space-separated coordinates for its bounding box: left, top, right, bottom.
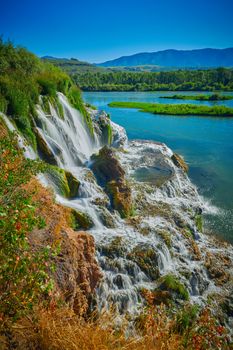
36, 93, 100, 167
3, 93, 229, 316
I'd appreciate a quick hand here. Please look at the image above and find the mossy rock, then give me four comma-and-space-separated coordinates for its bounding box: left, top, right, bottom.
157, 230, 172, 249
65, 171, 80, 198
91, 146, 125, 185
157, 274, 189, 301
98, 207, 116, 228
171, 153, 189, 172
70, 209, 94, 230
35, 128, 58, 165
98, 236, 127, 259
91, 146, 133, 218
195, 214, 203, 232
47, 165, 70, 197
107, 180, 133, 218
98, 115, 113, 145
127, 245, 160, 280
46, 166, 80, 199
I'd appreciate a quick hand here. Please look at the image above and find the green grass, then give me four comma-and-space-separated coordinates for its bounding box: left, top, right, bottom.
160, 93, 233, 101
108, 101, 233, 116
159, 274, 189, 300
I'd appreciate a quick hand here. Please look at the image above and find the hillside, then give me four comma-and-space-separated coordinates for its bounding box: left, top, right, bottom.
97, 48, 233, 68
42, 56, 107, 74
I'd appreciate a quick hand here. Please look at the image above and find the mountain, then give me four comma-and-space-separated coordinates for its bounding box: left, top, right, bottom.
97, 48, 233, 68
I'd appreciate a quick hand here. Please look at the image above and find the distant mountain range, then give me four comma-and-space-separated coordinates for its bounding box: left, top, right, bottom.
97, 48, 233, 68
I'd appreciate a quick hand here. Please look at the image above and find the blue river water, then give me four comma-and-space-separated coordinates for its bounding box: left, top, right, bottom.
83, 91, 233, 243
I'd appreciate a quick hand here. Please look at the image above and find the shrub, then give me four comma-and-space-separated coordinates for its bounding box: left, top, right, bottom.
0, 122, 54, 320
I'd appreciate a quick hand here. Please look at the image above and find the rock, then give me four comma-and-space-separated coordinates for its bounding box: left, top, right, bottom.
27, 178, 102, 317
47, 165, 70, 197
97, 113, 113, 145
91, 146, 133, 218
171, 153, 189, 172
98, 236, 127, 259
57, 230, 102, 315
141, 288, 172, 306
46, 166, 80, 199
205, 252, 230, 285
65, 170, 80, 198
157, 274, 189, 301
91, 146, 125, 185
35, 128, 58, 165
71, 209, 94, 230
98, 207, 116, 228
107, 180, 133, 218
127, 244, 160, 280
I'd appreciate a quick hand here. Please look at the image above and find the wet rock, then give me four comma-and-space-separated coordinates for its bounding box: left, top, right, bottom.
91, 146, 125, 185
157, 274, 189, 301
71, 209, 94, 230
141, 288, 172, 306
97, 112, 113, 145
98, 237, 127, 259
35, 128, 58, 165
205, 252, 230, 285
47, 166, 80, 199
171, 153, 189, 172
65, 170, 80, 198
98, 207, 116, 228
46, 165, 70, 197
113, 274, 124, 289
91, 146, 133, 218
107, 179, 133, 218
127, 244, 160, 280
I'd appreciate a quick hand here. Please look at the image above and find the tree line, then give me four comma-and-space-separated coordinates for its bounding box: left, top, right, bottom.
73, 68, 233, 91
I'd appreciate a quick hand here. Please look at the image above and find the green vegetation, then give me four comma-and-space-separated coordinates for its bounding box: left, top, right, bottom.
159, 274, 189, 300
161, 93, 233, 100
73, 68, 233, 91
0, 123, 54, 319
46, 165, 80, 198
0, 39, 93, 147
109, 101, 233, 116
195, 214, 203, 232
70, 209, 94, 230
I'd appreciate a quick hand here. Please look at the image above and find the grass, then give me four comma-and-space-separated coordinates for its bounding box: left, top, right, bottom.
160, 93, 233, 101
108, 101, 233, 116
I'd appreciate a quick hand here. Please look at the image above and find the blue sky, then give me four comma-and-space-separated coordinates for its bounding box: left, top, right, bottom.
1, 0, 233, 62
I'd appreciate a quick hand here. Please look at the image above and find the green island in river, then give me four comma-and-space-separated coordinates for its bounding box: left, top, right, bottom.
108, 101, 233, 116
160, 93, 233, 101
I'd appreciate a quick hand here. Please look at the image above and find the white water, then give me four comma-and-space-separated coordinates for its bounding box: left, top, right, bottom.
3, 94, 232, 316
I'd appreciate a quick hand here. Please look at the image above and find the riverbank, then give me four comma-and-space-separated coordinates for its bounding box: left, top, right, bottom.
108, 101, 233, 116
160, 93, 233, 101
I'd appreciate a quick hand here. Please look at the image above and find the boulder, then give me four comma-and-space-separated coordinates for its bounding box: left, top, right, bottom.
65, 170, 80, 198
35, 128, 57, 165
71, 209, 94, 230
91, 146, 133, 218
91, 146, 125, 185
127, 244, 160, 280
171, 153, 189, 172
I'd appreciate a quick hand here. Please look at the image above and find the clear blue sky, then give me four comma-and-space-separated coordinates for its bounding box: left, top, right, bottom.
1, 0, 233, 63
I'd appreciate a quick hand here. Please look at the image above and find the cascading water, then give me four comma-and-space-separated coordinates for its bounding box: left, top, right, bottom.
3, 93, 233, 317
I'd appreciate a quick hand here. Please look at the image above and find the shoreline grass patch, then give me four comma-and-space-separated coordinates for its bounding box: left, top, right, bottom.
108, 101, 233, 116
